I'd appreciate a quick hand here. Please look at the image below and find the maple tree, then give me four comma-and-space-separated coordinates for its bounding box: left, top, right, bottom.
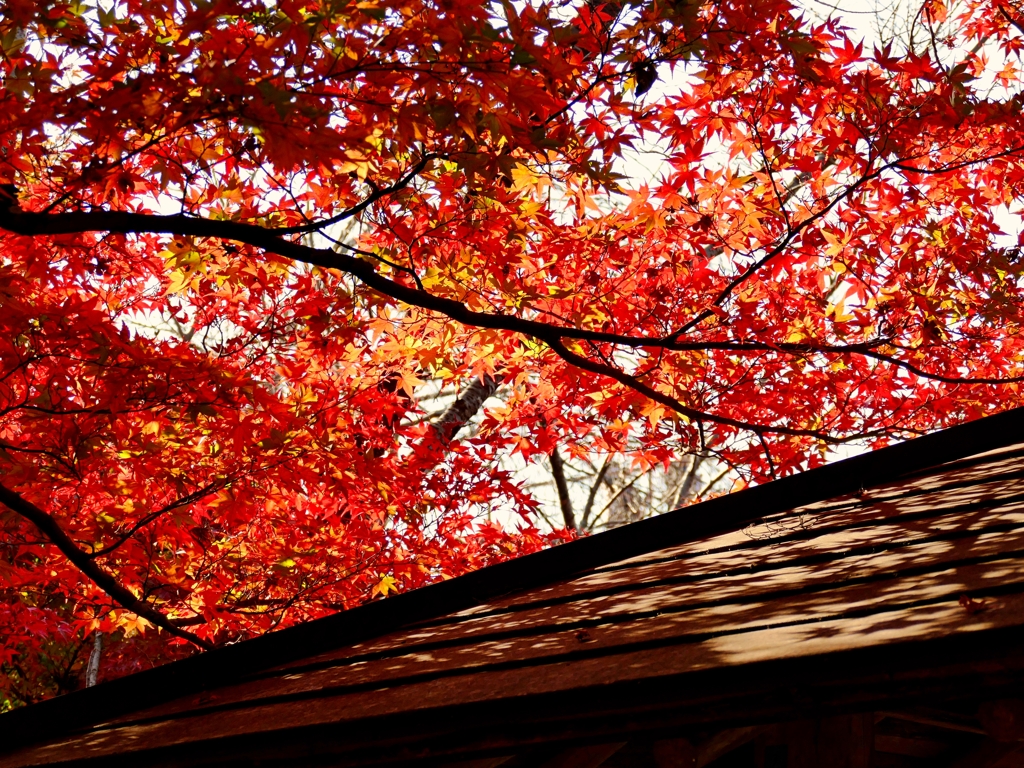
3, 0, 1024, 705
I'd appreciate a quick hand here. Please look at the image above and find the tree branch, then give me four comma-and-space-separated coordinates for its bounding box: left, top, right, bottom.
580, 455, 611, 531
89, 480, 227, 559
0, 209, 906, 357
3, 208, 1020, 450
548, 446, 576, 530
669, 452, 704, 511
998, 4, 1024, 36
0, 483, 214, 650
594, 464, 653, 525
541, 335, 871, 442
697, 465, 732, 498
433, 374, 502, 444
272, 153, 437, 236
669, 145, 1024, 339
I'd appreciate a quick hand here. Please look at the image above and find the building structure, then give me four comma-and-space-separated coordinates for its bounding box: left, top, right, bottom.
5, 411, 1024, 766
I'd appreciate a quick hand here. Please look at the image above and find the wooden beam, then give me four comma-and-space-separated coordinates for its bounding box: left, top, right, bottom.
756, 716, 874, 768
695, 727, 761, 767
980, 700, 1024, 742
992, 745, 1024, 768
878, 709, 986, 735
804, 716, 875, 768
875, 735, 948, 759
652, 738, 696, 767
538, 743, 626, 768
443, 759, 513, 768
946, 741, 1024, 768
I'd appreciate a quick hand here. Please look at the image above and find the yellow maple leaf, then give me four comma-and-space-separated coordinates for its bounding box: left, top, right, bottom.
372, 574, 397, 598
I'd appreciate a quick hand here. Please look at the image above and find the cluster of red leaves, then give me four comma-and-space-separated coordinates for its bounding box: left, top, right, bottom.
2, 0, 1024, 703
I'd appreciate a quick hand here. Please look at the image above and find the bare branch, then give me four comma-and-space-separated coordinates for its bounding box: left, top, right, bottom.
669, 453, 703, 511
548, 447, 576, 530
594, 465, 653, 524
580, 455, 612, 531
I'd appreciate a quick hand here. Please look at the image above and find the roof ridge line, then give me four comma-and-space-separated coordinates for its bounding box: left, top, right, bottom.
5, 408, 1024, 748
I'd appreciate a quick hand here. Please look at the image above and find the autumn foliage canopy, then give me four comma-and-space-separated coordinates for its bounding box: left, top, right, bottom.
2, 0, 1024, 704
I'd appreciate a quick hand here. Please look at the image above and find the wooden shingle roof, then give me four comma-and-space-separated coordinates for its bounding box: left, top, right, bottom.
6, 411, 1024, 767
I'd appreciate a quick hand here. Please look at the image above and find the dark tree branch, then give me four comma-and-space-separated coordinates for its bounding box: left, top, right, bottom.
3, 207, 1021, 452
580, 455, 611, 531
998, 3, 1024, 36
273, 153, 437, 235
89, 480, 227, 559
594, 465, 653, 525
669, 145, 1024, 339
0, 483, 214, 650
669, 452, 704, 511
757, 431, 777, 480
548, 446, 576, 530
858, 349, 1024, 385
433, 374, 502, 444
0, 210, 921, 357
541, 336, 874, 443
698, 465, 732, 498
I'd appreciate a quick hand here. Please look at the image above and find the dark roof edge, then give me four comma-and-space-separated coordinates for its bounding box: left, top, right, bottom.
5, 407, 1024, 748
